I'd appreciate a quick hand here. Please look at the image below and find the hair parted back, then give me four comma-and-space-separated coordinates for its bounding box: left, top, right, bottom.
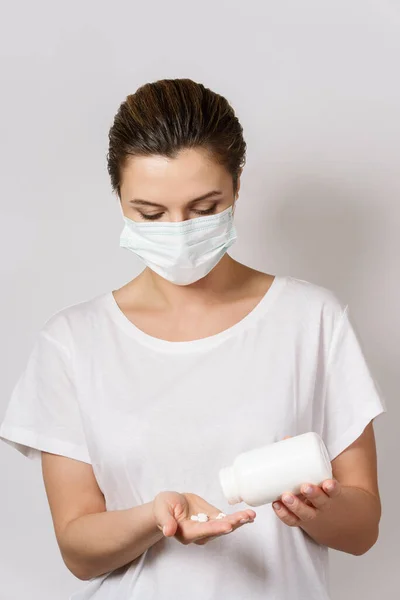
107, 78, 246, 198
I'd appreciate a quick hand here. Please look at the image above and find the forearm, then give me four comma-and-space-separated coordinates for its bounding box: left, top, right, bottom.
299, 485, 381, 555
60, 500, 163, 580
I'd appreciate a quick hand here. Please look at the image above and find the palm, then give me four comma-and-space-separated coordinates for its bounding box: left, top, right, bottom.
154, 491, 256, 545
177, 493, 218, 521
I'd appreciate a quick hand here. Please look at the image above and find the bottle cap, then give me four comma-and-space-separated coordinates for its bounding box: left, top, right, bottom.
219, 466, 242, 505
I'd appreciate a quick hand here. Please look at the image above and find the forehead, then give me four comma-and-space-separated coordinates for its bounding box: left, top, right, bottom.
120, 148, 230, 200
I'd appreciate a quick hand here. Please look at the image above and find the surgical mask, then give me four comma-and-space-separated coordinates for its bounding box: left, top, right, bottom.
119, 204, 237, 285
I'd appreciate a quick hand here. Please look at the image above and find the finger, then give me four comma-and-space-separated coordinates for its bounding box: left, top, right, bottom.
297, 493, 314, 507
194, 514, 255, 544
184, 519, 234, 542
272, 501, 300, 526
188, 511, 254, 544
281, 492, 317, 521
156, 505, 179, 537
222, 509, 256, 527
209, 507, 256, 521
299, 483, 332, 510
321, 479, 341, 498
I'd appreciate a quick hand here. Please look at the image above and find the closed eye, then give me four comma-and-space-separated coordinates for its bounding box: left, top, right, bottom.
138, 212, 165, 221
192, 203, 218, 216
137, 202, 219, 221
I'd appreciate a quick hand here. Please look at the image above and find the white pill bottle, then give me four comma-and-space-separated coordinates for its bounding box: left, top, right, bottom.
219, 432, 332, 507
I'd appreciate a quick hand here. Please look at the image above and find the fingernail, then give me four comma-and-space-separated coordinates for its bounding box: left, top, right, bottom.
303, 486, 313, 495
272, 502, 281, 510
283, 494, 294, 505
223, 528, 233, 534
239, 518, 249, 524
325, 482, 335, 492
162, 525, 168, 536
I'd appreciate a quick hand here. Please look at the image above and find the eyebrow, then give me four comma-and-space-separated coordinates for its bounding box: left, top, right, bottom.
129, 190, 223, 209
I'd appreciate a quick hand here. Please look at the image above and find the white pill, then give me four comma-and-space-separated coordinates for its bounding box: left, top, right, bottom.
190, 515, 199, 521
197, 513, 209, 522
215, 512, 226, 519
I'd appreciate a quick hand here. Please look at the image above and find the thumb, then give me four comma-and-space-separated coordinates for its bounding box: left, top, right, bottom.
155, 503, 179, 537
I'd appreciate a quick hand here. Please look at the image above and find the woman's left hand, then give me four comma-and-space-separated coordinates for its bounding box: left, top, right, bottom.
272, 479, 342, 527
272, 435, 341, 527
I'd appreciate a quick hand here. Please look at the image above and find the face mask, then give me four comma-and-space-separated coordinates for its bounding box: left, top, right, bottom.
119, 204, 237, 285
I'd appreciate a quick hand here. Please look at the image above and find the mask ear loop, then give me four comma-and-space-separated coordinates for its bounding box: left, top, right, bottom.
232, 193, 238, 217
117, 194, 127, 219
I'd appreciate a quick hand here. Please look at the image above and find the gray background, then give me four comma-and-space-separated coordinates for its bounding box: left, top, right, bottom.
0, 1, 398, 598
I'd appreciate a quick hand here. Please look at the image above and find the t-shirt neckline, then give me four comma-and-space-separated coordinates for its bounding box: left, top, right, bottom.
104, 274, 288, 352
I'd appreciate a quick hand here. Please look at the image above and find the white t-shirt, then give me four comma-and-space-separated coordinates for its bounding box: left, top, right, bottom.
0, 275, 386, 600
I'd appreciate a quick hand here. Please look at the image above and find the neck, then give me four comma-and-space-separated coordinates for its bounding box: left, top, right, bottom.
136, 255, 250, 309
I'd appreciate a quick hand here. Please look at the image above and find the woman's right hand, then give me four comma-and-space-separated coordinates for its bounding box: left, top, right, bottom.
152, 491, 256, 545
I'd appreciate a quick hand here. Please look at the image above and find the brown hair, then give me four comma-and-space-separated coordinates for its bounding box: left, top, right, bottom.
106, 78, 246, 198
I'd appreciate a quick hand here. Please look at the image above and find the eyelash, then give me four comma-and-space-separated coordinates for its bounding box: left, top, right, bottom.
139, 213, 164, 221
139, 204, 218, 221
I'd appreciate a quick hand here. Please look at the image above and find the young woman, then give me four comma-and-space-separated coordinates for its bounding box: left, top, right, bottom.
0, 78, 386, 600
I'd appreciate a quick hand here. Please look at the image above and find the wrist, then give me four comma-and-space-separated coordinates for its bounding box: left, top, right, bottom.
149, 499, 164, 539
126, 500, 164, 544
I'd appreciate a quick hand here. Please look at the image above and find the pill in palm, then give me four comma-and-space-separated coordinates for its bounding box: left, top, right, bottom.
197, 513, 209, 522
190, 515, 199, 521
215, 512, 226, 519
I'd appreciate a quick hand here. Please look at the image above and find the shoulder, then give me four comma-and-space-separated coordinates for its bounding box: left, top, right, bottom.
38, 292, 111, 352
281, 275, 348, 330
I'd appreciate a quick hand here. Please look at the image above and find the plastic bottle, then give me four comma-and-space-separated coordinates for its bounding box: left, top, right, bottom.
219, 432, 332, 507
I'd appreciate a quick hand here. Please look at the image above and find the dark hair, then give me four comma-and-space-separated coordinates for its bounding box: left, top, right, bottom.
107, 78, 246, 198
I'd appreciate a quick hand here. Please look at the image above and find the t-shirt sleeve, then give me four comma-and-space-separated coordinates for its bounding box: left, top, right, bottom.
321, 304, 387, 461
0, 328, 91, 464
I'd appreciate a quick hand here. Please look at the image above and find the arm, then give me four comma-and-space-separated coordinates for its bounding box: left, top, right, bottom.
273, 422, 382, 555
41, 452, 255, 581
41, 452, 164, 581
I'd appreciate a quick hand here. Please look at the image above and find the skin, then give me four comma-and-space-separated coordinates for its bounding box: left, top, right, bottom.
42, 147, 381, 581
273, 425, 381, 555
42, 454, 256, 580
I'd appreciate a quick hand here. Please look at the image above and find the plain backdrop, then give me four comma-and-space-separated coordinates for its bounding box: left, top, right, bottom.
0, 1, 398, 598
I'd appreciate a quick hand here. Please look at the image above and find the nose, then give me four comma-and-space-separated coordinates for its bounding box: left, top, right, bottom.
168, 209, 190, 223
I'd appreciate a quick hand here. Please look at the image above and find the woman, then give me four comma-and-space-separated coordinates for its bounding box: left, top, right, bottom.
0, 78, 386, 600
